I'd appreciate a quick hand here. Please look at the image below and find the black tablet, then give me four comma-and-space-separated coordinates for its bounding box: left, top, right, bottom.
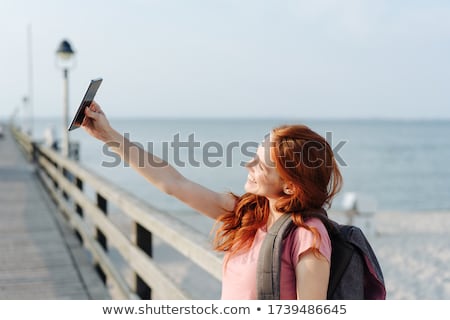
68, 78, 103, 131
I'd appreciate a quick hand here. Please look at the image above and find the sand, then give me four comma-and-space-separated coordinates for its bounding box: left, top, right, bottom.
365, 210, 450, 299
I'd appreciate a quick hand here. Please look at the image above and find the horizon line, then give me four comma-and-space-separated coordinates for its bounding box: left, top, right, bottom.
8, 115, 450, 122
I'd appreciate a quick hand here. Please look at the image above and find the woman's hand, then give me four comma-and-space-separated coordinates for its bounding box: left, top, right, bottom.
81, 101, 114, 142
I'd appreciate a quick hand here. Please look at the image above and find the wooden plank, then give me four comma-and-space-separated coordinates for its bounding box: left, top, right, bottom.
0, 266, 81, 284
0, 257, 74, 271
0, 281, 88, 300
0, 229, 65, 242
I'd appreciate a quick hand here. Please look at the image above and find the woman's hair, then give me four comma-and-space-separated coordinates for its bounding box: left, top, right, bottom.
213, 124, 343, 257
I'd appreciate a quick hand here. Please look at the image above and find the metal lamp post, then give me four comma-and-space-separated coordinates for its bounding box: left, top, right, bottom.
56, 39, 75, 158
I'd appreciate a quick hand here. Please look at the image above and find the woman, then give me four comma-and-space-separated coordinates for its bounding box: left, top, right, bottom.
81, 102, 342, 300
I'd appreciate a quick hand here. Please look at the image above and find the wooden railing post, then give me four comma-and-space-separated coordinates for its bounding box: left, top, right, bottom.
95, 193, 108, 283
75, 177, 84, 217
133, 223, 152, 299
51, 156, 59, 191
62, 167, 69, 201
31, 141, 38, 164
74, 177, 84, 243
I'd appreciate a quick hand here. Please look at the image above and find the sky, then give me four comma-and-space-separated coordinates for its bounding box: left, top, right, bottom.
1, 0, 450, 121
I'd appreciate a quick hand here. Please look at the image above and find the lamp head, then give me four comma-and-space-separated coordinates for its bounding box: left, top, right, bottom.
56, 39, 75, 60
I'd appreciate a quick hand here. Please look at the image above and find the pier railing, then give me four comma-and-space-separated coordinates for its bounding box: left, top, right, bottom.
11, 126, 222, 300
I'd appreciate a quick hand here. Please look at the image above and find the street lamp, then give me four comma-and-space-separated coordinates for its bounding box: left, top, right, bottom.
56, 39, 75, 157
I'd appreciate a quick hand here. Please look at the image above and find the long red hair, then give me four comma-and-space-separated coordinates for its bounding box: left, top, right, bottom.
213, 124, 343, 257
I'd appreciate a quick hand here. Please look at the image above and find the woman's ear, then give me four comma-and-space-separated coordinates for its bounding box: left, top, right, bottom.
283, 181, 296, 195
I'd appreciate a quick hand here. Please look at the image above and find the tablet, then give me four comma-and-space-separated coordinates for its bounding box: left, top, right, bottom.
68, 78, 103, 131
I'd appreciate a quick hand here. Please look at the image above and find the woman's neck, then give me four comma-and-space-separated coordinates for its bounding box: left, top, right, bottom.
267, 199, 283, 229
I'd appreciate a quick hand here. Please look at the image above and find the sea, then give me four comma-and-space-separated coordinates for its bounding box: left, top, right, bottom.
28, 117, 450, 214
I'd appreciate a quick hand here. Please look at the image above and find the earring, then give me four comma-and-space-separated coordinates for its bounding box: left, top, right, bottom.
284, 188, 293, 195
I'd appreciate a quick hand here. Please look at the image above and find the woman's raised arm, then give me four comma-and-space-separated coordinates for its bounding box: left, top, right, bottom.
81, 102, 236, 220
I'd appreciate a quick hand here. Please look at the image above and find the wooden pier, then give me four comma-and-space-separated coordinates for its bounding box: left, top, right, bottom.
0, 126, 109, 299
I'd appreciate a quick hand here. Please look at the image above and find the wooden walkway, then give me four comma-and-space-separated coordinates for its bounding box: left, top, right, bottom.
0, 126, 110, 299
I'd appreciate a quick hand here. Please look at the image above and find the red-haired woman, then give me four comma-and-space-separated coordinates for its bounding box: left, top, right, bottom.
82, 102, 342, 300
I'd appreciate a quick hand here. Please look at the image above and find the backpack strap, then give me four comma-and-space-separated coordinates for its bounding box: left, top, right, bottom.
256, 211, 357, 300
256, 213, 296, 300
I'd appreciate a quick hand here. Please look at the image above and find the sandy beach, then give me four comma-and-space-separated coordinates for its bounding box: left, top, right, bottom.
364, 210, 450, 300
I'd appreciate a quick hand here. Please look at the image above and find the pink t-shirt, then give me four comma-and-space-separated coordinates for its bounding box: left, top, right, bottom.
221, 218, 331, 300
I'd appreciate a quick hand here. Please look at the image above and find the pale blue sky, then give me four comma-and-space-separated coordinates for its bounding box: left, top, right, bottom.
1, 0, 450, 120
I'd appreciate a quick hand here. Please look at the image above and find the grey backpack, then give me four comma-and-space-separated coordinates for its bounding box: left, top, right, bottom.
256, 211, 386, 299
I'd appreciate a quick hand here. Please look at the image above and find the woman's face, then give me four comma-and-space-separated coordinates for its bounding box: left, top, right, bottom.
244, 143, 285, 199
